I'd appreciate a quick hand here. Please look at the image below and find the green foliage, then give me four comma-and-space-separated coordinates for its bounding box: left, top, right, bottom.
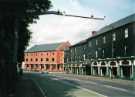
17, 0, 52, 63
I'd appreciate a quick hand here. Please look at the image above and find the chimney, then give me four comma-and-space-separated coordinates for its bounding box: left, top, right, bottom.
92, 31, 96, 36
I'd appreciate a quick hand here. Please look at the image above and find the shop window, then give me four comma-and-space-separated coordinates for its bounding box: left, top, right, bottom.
46, 64, 50, 69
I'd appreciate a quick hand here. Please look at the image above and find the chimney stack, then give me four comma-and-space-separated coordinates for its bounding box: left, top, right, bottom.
92, 31, 96, 36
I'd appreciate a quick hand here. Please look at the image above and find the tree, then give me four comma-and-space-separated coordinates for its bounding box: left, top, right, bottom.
0, 0, 51, 96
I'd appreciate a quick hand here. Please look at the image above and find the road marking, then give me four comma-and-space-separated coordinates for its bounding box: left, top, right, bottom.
32, 79, 47, 97
51, 78, 60, 80
74, 78, 98, 85
53, 77, 107, 97
50, 74, 135, 95
103, 84, 129, 92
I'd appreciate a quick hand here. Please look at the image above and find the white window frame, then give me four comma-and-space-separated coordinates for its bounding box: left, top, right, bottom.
103, 49, 105, 57
112, 33, 116, 41
96, 51, 98, 58
88, 41, 92, 47
125, 28, 128, 38
83, 54, 86, 60
103, 36, 106, 44
96, 40, 98, 45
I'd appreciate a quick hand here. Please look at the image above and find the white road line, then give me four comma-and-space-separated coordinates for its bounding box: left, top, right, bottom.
103, 85, 129, 92
57, 76, 98, 85
53, 75, 131, 93
53, 77, 107, 97
32, 79, 47, 97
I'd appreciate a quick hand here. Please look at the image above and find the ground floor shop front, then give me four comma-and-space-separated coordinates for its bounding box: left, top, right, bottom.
24, 64, 64, 72
64, 58, 135, 80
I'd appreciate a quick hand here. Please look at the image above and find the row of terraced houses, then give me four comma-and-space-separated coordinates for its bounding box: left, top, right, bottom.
25, 14, 135, 79
64, 14, 135, 80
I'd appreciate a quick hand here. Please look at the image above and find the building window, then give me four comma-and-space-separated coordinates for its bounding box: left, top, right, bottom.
103, 36, 106, 44
41, 53, 43, 56
74, 48, 76, 53
35, 58, 38, 61
88, 41, 92, 47
124, 45, 127, 55
41, 58, 43, 61
67, 58, 69, 62
83, 54, 86, 60
36, 53, 37, 56
96, 39, 98, 45
125, 28, 128, 38
26, 58, 28, 62
96, 51, 98, 58
46, 58, 49, 61
46, 64, 50, 69
112, 33, 116, 41
103, 49, 105, 57
52, 52, 55, 55
52, 58, 55, 61
83, 47, 85, 51
26, 64, 29, 67
31, 58, 33, 61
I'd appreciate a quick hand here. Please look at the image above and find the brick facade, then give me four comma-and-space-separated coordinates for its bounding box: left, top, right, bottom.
24, 42, 70, 72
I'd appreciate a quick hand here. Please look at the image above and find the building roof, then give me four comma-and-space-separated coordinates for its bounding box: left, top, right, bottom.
71, 39, 87, 48
93, 13, 135, 38
71, 13, 135, 48
26, 42, 71, 52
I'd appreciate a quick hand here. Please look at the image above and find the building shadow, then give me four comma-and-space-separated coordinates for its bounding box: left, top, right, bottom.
22, 72, 83, 97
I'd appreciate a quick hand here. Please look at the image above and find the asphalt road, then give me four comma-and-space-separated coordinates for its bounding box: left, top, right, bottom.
49, 74, 135, 97
25, 72, 135, 97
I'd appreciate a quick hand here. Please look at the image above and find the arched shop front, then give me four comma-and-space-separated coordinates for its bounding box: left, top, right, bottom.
109, 61, 118, 78
120, 60, 133, 79
91, 62, 99, 76
100, 62, 108, 76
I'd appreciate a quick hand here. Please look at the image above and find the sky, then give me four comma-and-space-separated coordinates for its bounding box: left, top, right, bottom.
28, 0, 134, 47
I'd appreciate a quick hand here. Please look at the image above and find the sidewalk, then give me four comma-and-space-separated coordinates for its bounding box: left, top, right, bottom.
14, 77, 45, 97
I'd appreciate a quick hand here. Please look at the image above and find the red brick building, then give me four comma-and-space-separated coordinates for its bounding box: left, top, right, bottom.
24, 42, 71, 72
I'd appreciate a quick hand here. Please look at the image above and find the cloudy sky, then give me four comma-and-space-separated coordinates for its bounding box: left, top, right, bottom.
28, 0, 134, 47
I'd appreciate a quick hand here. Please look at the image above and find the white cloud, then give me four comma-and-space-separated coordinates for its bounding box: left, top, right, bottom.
28, 0, 106, 47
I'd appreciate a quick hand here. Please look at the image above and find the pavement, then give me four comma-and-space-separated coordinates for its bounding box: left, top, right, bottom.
14, 76, 45, 97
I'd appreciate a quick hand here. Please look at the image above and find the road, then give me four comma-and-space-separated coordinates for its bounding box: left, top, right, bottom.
25, 72, 135, 97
